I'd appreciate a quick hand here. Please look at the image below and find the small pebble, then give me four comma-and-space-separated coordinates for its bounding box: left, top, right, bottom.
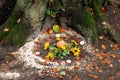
80, 41, 85, 45
113, 11, 116, 13
17, 18, 21, 23
4, 28, 9, 32
35, 52, 40, 56
99, 36, 104, 40
40, 58, 45, 62
110, 44, 113, 48
109, 64, 114, 67
102, 21, 107, 25
56, 34, 60, 37
66, 60, 71, 64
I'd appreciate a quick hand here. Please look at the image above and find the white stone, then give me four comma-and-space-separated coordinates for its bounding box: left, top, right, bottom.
35, 52, 40, 55
80, 41, 85, 45
40, 58, 45, 62
56, 34, 60, 37
66, 60, 71, 64
101, 21, 107, 25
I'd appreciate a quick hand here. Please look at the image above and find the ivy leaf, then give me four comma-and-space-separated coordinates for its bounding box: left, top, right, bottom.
46, 9, 51, 15
52, 25, 60, 33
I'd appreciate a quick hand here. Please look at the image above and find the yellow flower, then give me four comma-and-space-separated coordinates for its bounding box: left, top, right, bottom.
44, 42, 50, 50
46, 52, 54, 59
71, 48, 80, 57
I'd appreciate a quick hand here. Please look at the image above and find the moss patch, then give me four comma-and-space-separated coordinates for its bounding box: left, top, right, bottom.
0, 1, 31, 46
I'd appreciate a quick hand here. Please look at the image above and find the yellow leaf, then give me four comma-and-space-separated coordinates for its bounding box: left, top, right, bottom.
46, 52, 54, 59
44, 42, 50, 50
71, 40, 78, 45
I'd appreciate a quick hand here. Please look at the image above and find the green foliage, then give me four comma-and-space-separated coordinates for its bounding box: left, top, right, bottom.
92, 0, 104, 21
78, 7, 98, 43
46, 0, 65, 17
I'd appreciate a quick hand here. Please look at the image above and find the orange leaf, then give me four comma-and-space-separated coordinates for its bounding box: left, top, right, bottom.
113, 44, 118, 50
59, 27, 65, 33
51, 68, 58, 73
88, 74, 99, 79
74, 73, 81, 80
100, 53, 107, 59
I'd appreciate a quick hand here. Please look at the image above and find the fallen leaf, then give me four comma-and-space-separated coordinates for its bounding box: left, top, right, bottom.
109, 53, 116, 58
113, 44, 119, 50
50, 74, 56, 78
48, 29, 53, 34
116, 72, 120, 76
8, 52, 19, 57
59, 27, 65, 32
51, 68, 58, 73
86, 67, 92, 72
117, 60, 120, 63
101, 44, 106, 49
52, 25, 59, 33
88, 74, 99, 79
74, 73, 81, 80
65, 35, 70, 39
104, 58, 111, 64
100, 53, 107, 59
107, 76, 115, 80
33, 47, 39, 52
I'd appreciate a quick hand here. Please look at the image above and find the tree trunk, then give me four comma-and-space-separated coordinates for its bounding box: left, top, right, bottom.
0, 0, 120, 47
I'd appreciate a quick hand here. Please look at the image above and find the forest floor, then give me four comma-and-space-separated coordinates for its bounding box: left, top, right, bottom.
0, 2, 120, 80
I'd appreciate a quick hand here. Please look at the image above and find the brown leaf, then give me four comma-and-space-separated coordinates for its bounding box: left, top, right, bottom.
116, 72, 120, 76
107, 76, 115, 80
104, 58, 111, 64
100, 53, 107, 59
8, 52, 20, 57
50, 74, 56, 78
117, 60, 120, 63
113, 44, 119, 50
33, 47, 39, 52
101, 44, 106, 49
88, 74, 99, 79
59, 27, 65, 32
109, 54, 116, 58
48, 29, 53, 34
86, 67, 92, 72
74, 73, 81, 80
51, 68, 58, 73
